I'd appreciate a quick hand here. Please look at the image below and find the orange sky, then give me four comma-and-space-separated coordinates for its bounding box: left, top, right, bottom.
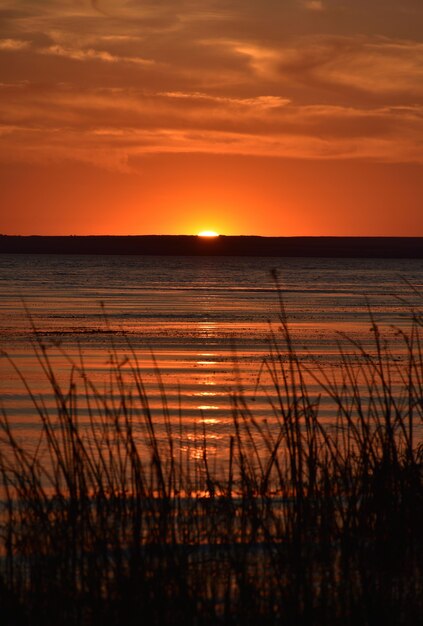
1, 0, 423, 235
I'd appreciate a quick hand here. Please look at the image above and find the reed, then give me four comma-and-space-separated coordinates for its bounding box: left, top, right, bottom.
0, 293, 422, 626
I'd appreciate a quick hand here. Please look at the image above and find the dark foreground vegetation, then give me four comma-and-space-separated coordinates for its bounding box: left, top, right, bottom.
0, 294, 422, 625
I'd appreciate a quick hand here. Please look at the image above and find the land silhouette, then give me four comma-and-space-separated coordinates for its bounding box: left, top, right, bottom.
1, 235, 423, 257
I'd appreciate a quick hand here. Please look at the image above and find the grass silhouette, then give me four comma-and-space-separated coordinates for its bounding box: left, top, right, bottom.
0, 287, 422, 625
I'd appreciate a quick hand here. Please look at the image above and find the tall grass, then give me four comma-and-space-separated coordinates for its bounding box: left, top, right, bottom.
0, 290, 422, 625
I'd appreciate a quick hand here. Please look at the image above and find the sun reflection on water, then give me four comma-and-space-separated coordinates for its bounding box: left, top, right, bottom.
201, 417, 221, 425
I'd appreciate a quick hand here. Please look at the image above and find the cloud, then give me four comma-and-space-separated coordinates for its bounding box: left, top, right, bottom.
303, 1, 325, 12
294, 36, 423, 97
161, 92, 291, 110
3, 120, 423, 174
223, 41, 280, 79
1, 80, 423, 170
43, 44, 116, 63
41, 44, 154, 66
0, 38, 29, 50
219, 35, 423, 101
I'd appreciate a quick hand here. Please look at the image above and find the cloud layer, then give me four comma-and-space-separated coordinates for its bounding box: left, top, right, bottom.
0, 0, 423, 170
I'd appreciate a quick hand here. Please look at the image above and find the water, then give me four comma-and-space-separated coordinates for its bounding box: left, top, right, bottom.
1, 254, 422, 461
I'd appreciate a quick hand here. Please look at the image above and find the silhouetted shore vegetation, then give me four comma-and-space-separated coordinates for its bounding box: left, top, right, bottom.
0, 288, 422, 625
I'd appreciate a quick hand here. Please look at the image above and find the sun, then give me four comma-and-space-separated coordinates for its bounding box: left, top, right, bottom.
198, 230, 219, 237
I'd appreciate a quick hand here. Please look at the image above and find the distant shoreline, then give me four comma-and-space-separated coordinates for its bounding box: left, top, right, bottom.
1, 235, 423, 258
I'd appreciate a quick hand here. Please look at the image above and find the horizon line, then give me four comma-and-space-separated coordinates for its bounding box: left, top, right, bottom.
2, 234, 423, 239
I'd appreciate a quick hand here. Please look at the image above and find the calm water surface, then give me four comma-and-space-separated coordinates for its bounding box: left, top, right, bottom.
1, 254, 422, 460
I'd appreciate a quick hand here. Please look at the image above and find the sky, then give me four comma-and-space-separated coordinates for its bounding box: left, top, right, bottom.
1, 0, 423, 236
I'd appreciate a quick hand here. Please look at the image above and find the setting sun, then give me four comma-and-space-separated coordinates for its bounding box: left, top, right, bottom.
198, 230, 219, 237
